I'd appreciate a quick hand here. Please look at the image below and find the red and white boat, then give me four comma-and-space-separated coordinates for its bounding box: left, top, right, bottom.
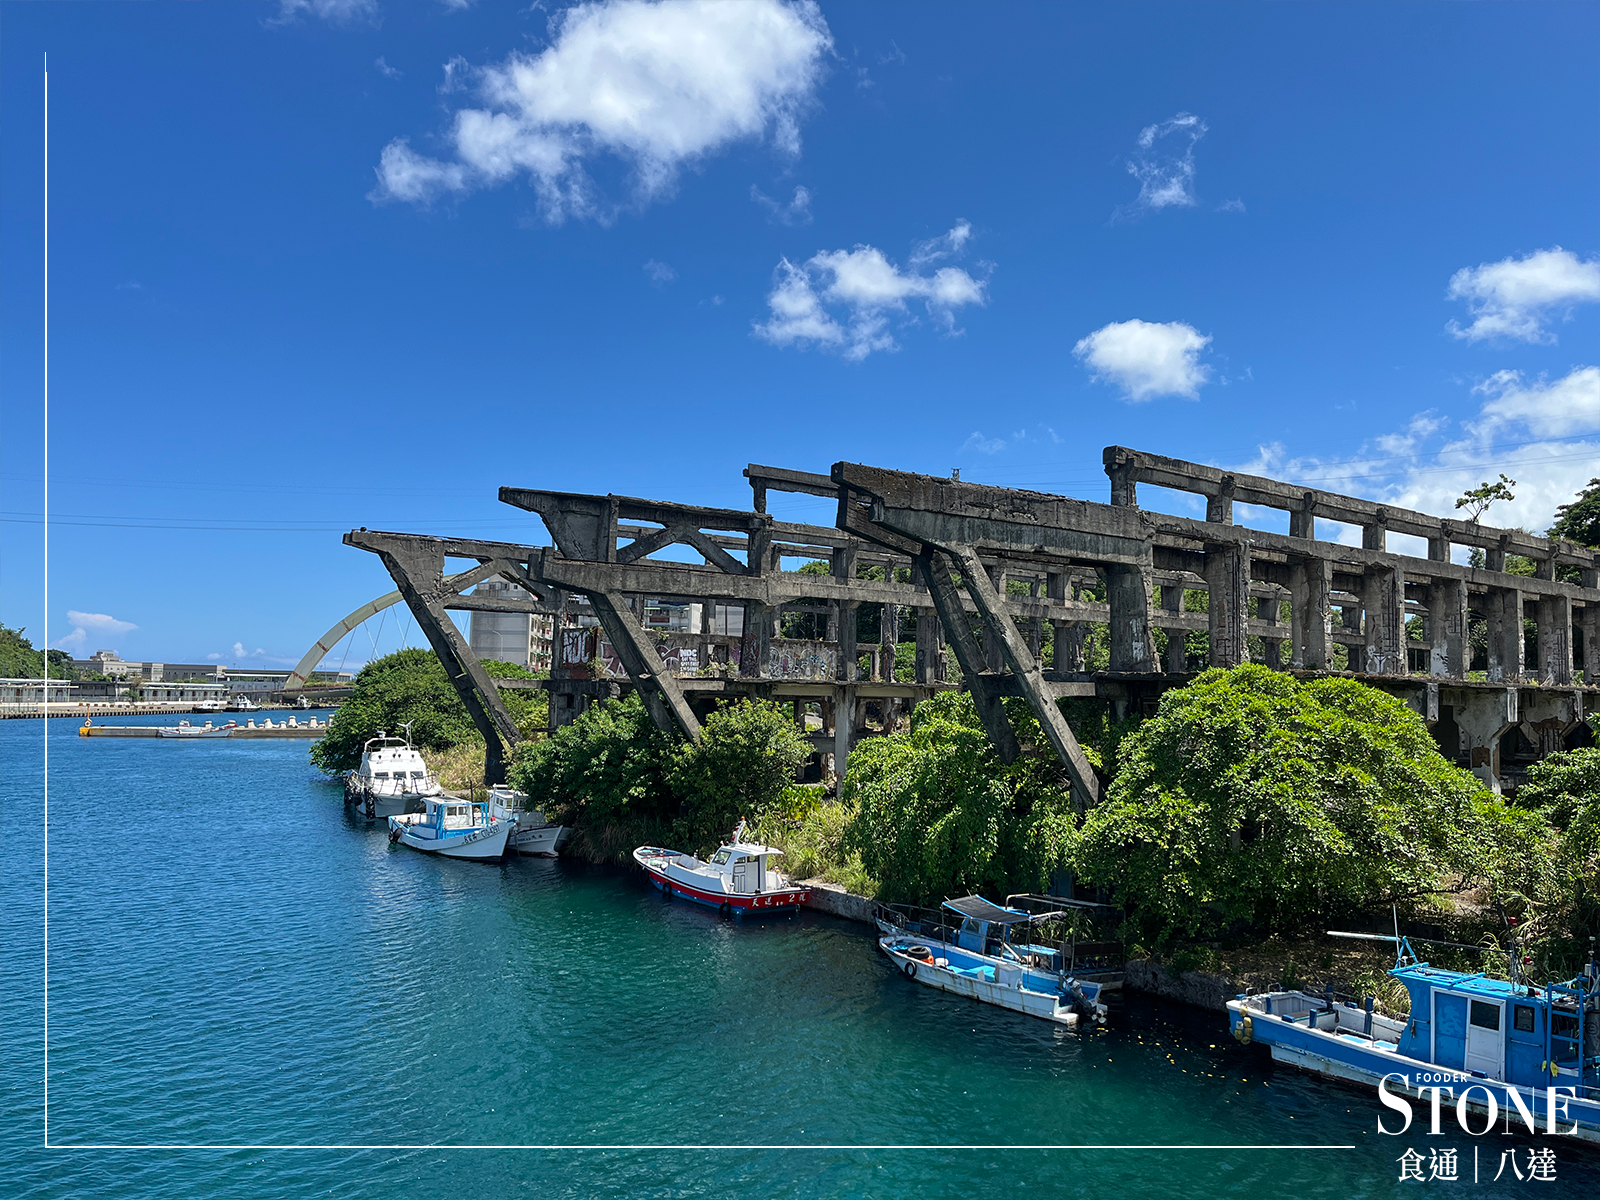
633, 824, 810, 917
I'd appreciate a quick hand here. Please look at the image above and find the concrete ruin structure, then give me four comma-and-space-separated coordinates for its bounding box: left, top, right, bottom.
345, 446, 1599, 796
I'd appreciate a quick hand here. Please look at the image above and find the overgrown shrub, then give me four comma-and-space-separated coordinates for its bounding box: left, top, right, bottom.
667, 699, 812, 852
1071, 664, 1549, 946
842, 690, 1077, 904
311, 649, 546, 775
1516, 746, 1600, 972
509, 695, 813, 858
509, 693, 679, 830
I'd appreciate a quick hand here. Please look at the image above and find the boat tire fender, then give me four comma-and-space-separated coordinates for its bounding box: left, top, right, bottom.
1233, 1014, 1252, 1045
719, 902, 731, 917
904, 961, 916, 979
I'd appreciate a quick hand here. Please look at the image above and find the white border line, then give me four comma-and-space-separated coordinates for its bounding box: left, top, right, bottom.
49, 1145, 1354, 1152
31, 54, 1344, 1164
42, 51, 51, 1151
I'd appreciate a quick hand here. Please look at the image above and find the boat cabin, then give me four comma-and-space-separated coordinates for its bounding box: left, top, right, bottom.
942, 896, 1035, 956
1390, 957, 1597, 1092
705, 842, 784, 894
405, 797, 490, 841
356, 731, 438, 796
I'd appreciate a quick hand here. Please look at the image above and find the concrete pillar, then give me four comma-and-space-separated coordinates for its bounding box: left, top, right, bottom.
983, 563, 1006, 672
1452, 687, 1517, 793
740, 601, 773, 678
880, 600, 900, 683
1162, 583, 1187, 674
1257, 594, 1282, 669
1047, 571, 1084, 673
1427, 577, 1470, 678
913, 606, 943, 684
1106, 562, 1156, 673
1535, 593, 1574, 685
1581, 567, 1600, 683
1289, 558, 1333, 670
1362, 565, 1407, 675
1206, 477, 1236, 525
1204, 542, 1251, 667
1485, 586, 1525, 683
837, 602, 859, 682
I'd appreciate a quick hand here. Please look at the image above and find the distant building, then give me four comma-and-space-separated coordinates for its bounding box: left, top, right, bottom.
468, 581, 555, 672
223, 670, 294, 696
70, 650, 224, 683
0, 677, 76, 710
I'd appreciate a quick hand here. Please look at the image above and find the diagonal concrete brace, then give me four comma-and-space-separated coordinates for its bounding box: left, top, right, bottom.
349, 531, 524, 785
952, 545, 1100, 809
917, 547, 1021, 764
587, 590, 702, 742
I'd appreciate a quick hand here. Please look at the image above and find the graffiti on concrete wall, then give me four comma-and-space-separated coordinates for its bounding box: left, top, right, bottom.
765, 639, 836, 681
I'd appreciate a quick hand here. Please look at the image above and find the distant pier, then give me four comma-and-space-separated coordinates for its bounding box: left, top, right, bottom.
79, 717, 326, 739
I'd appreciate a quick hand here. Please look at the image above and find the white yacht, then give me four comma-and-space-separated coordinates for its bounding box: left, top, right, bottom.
346, 726, 444, 818
487, 785, 571, 857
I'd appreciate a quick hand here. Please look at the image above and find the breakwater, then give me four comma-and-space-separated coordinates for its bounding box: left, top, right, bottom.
79, 716, 326, 739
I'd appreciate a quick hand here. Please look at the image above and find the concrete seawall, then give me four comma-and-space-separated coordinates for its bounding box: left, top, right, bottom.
801, 880, 878, 925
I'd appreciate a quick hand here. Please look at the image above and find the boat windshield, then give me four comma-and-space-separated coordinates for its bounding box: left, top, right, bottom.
710, 849, 732, 866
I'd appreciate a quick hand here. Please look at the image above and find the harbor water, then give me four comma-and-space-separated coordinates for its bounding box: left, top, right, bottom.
5, 713, 1595, 1197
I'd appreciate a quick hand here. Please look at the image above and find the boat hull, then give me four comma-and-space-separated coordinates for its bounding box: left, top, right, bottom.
879, 937, 1098, 1027
1226, 999, 1600, 1145
633, 853, 809, 916
387, 815, 513, 860
509, 822, 569, 857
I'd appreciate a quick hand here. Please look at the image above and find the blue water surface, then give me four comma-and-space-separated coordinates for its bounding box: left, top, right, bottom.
3, 714, 1596, 1198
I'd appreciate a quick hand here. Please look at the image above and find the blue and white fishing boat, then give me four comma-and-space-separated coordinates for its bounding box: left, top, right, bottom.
387, 795, 514, 860
1227, 933, 1600, 1145
876, 895, 1111, 1027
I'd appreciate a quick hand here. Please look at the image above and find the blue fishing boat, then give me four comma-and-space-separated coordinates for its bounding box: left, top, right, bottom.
875, 895, 1115, 1027
1227, 933, 1600, 1145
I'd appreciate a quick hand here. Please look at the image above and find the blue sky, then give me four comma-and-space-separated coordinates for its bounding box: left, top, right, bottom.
2, 1, 1596, 671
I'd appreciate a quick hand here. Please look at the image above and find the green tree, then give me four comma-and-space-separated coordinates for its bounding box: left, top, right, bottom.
1456, 474, 1516, 523
843, 690, 1076, 904
1517, 747, 1600, 970
1548, 477, 1600, 548
510, 693, 679, 830
1071, 665, 1547, 945
0, 625, 74, 679
667, 699, 812, 852
310, 649, 545, 774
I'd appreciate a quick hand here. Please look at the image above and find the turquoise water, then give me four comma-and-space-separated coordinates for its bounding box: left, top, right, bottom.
4, 715, 1595, 1197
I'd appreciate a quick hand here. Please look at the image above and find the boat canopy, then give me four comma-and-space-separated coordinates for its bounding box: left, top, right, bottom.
942, 896, 1033, 925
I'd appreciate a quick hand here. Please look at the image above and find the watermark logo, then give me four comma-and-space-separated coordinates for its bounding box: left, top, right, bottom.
1377, 1073, 1577, 1183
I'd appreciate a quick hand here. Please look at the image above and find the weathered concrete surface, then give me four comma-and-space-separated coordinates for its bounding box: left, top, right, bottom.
1122, 958, 1242, 1013
801, 879, 877, 925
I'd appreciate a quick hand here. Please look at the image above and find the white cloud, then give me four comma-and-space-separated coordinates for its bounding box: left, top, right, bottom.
753, 222, 988, 361
375, 56, 402, 80
52, 611, 138, 651
206, 653, 223, 661
642, 259, 676, 284
371, 0, 832, 221
1073, 319, 1211, 402
1216, 198, 1245, 214
909, 219, 972, 267
1446, 247, 1600, 343
1471, 366, 1600, 440
272, 0, 378, 25
962, 431, 1005, 455
1121, 112, 1207, 216
751, 183, 812, 225
1225, 365, 1600, 545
